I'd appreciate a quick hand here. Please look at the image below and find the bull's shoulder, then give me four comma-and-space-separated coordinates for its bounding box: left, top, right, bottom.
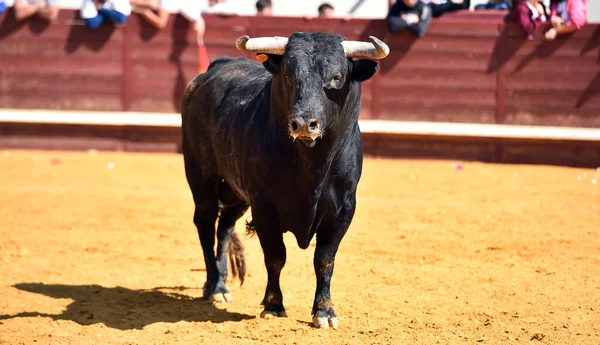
182, 57, 267, 110
207, 57, 270, 83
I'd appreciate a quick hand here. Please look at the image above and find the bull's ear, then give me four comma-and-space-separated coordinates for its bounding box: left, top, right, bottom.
260, 54, 283, 74
350, 59, 379, 82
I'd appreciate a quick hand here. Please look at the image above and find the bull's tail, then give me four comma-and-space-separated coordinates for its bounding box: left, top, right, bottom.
228, 231, 246, 286
245, 218, 256, 234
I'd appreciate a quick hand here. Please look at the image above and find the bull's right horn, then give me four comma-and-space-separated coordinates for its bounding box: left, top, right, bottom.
341, 36, 390, 59
235, 35, 289, 55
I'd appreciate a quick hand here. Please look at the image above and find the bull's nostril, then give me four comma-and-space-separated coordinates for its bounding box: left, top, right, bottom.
291, 120, 299, 132
308, 120, 319, 132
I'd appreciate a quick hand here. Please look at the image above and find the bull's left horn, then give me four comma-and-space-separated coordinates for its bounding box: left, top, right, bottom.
235, 35, 288, 55
341, 36, 390, 59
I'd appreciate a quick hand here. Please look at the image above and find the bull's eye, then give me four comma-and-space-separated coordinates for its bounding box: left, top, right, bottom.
326, 74, 343, 90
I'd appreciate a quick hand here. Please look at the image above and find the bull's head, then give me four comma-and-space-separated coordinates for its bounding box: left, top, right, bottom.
236, 33, 389, 148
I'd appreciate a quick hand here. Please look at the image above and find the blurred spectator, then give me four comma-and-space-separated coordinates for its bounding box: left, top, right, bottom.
303, 2, 352, 21
422, 0, 470, 17
387, 0, 432, 38
131, 0, 169, 29
256, 0, 272, 16
14, 0, 60, 22
545, 0, 587, 40
81, 0, 132, 30
0, 0, 6, 16
511, 0, 548, 39
474, 0, 512, 10
318, 2, 334, 17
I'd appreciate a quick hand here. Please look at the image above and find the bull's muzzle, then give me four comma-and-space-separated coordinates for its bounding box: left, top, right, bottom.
289, 118, 321, 147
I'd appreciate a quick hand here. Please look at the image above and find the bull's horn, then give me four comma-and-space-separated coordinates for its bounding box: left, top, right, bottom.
341, 36, 390, 59
235, 35, 288, 55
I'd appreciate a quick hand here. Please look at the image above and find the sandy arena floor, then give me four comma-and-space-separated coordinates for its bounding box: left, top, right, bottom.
0, 150, 598, 344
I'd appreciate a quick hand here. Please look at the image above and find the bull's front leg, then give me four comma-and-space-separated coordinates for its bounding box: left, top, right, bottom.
312, 198, 355, 329
253, 203, 288, 318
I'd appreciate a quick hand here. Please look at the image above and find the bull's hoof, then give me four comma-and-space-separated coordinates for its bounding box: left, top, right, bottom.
312, 316, 339, 329
260, 310, 288, 318
208, 292, 233, 303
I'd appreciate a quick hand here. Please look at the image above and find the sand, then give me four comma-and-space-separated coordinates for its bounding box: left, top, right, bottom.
0, 150, 598, 344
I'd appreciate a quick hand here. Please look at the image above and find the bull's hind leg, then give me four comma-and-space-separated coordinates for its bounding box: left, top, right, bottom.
183, 153, 225, 303
213, 182, 249, 302
191, 192, 225, 302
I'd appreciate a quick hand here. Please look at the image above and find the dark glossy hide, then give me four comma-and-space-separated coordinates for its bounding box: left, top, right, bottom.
181, 32, 379, 326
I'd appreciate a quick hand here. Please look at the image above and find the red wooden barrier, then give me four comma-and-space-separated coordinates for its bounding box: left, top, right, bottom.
0, 8, 598, 128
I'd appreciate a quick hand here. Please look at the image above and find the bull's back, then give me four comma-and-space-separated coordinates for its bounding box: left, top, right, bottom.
181, 57, 271, 183
183, 57, 270, 124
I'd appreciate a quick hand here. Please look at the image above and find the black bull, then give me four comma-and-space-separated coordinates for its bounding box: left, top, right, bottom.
181, 32, 389, 328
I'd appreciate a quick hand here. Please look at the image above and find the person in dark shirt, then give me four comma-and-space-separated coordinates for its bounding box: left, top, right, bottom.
387, 0, 432, 38
256, 0, 272, 16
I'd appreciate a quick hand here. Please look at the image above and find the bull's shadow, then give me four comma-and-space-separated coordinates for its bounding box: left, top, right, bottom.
0, 283, 254, 330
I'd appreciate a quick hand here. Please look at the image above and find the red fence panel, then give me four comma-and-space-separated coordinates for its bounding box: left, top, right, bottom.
0, 9, 598, 128
0, 9, 123, 111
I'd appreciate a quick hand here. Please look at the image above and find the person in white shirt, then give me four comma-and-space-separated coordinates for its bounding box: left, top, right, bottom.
81, 0, 132, 30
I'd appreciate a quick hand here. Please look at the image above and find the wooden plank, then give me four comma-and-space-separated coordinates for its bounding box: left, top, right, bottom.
379, 103, 495, 124
381, 69, 496, 89
0, 94, 122, 111
2, 110, 599, 143
379, 86, 496, 106
405, 36, 499, 55
501, 141, 600, 167
0, 38, 123, 58
506, 71, 600, 92
505, 89, 600, 109
381, 51, 493, 74
0, 110, 181, 126
0, 72, 121, 93
0, 55, 122, 75
359, 120, 600, 142
365, 134, 498, 162
504, 110, 600, 128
